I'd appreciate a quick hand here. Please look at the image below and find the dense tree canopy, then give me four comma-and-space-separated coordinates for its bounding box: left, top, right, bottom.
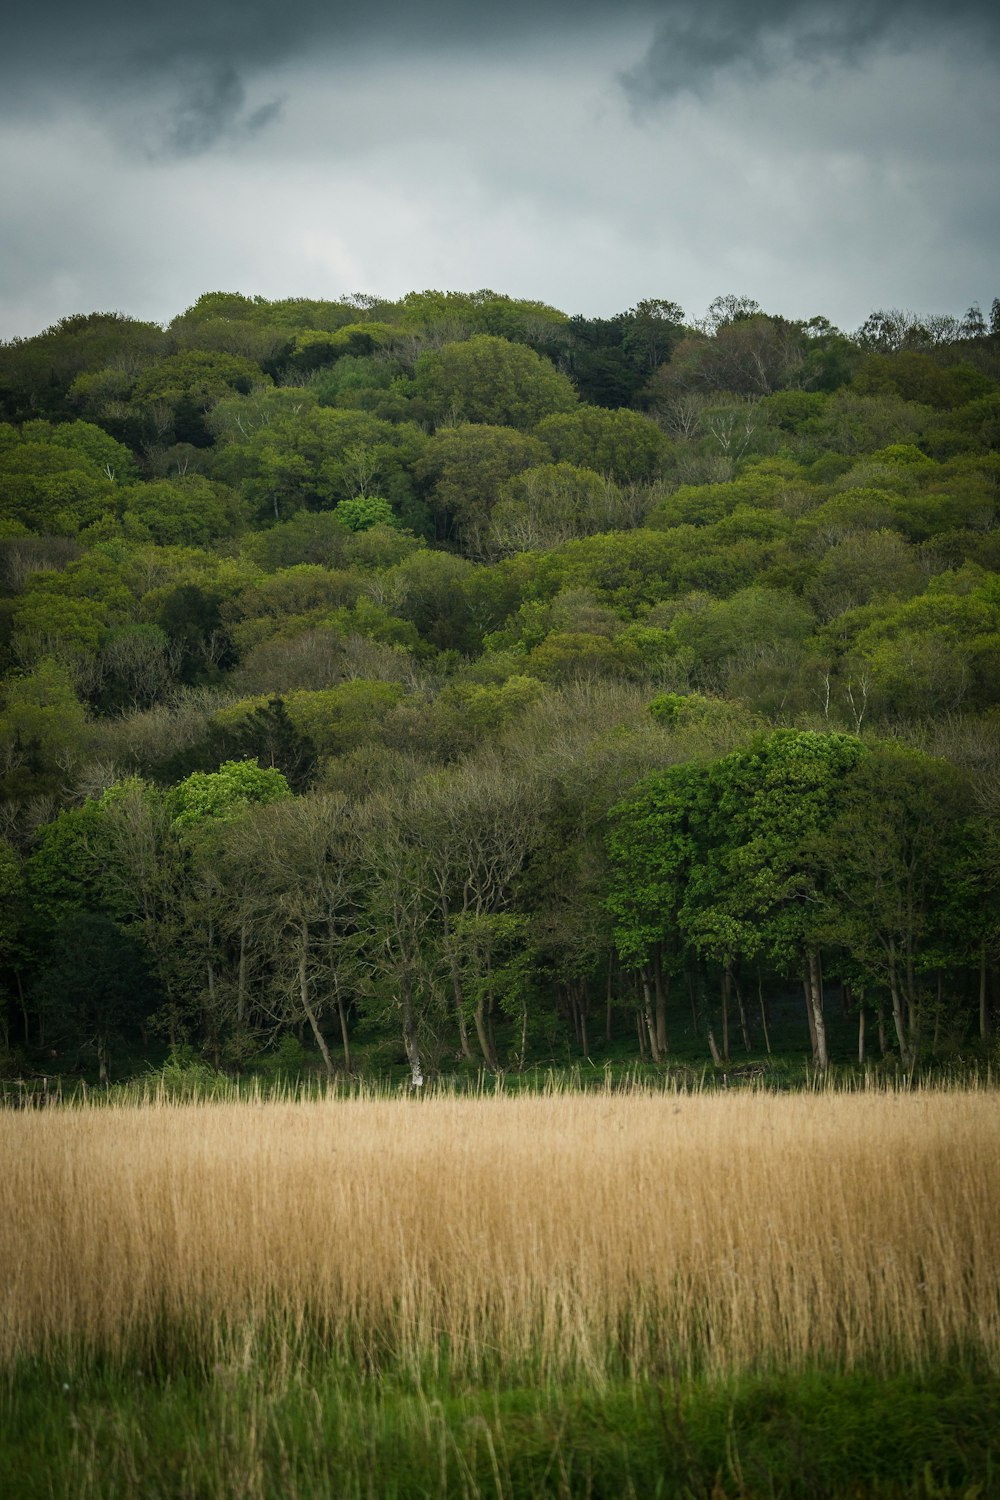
1, 284, 999, 1082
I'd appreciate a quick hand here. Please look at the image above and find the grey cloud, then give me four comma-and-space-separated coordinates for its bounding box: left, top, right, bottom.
145, 65, 284, 157
4, 1, 999, 154
626, 0, 1000, 100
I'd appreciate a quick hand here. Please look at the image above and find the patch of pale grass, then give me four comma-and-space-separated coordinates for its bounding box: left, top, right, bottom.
2, 1088, 998, 1380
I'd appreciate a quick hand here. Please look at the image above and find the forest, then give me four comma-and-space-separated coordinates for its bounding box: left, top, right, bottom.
2, 287, 999, 1087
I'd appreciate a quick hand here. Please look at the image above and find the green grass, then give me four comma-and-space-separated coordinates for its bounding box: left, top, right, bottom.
3, 1360, 998, 1498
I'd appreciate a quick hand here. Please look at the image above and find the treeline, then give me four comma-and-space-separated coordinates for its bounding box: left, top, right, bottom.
1, 287, 999, 1080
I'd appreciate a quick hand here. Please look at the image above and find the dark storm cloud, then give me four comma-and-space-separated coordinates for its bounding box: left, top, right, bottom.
627, 0, 1000, 100
6, 1, 998, 154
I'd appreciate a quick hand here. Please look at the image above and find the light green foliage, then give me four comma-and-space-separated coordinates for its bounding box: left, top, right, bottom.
414, 335, 577, 430
169, 760, 292, 828
607, 761, 709, 971
335, 495, 398, 532
536, 405, 671, 483
24, 797, 110, 922
20, 420, 140, 484
132, 350, 267, 410
120, 476, 249, 547
663, 587, 816, 690
212, 400, 426, 521
0, 657, 89, 761
215, 682, 407, 759
0, 434, 115, 533
849, 574, 1000, 715
491, 463, 618, 553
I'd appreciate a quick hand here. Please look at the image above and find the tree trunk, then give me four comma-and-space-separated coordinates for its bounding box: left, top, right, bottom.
653, 949, 668, 1056
298, 943, 334, 1079
448, 961, 473, 1061
732, 964, 751, 1053
579, 981, 590, 1059
399, 977, 424, 1088
756, 967, 771, 1056
720, 967, 731, 1063
803, 973, 818, 1058
473, 994, 498, 1072
641, 967, 662, 1063
875, 993, 887, 1058
605, 959, 614, 1044
334, 987, 351, 1074
805, 949, 828, 1070
237, 921, 248, 1025
858, 1004, 866, 1065
887, 952, 912, 1070
980, 942, 991, 1042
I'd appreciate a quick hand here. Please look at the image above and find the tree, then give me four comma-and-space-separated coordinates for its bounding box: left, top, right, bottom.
120, 476, 249, 547
490, 463, 616, 554
535, 405, 671, 483
213, 794, 364, 1075
32, 913, 156, 1083
168, 759, 292, 828
0, 436, 115, 533
335, 495, 398, 532
415, 422, 548, 549
414, 335, 577, 430
608, 762, 708, 1061
413, 756, 545, 1070
818, 745, 979, 1067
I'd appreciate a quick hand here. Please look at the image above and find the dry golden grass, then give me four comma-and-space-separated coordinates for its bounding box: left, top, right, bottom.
2, 1086, 998, 1381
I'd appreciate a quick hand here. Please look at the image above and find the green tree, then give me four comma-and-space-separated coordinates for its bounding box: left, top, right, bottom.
415, 422, 548, 549
414, 335, 577, 430
535, 405, 671, 483
168, 759, 292, 828
120, 477, 249, 547
335, 495, 398, 532
818, 745, 979, 1066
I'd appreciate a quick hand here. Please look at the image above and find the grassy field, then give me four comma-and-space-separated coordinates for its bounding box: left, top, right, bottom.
2, 1084, 999, 1496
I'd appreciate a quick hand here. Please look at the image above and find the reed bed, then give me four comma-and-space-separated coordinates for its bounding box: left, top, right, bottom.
2, 1087, 998, 1383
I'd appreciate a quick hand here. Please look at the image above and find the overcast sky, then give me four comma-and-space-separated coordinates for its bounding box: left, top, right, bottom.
2, 0, 997, 340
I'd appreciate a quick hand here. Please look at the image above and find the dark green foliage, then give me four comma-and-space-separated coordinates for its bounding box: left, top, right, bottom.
2, 285, 999, 1082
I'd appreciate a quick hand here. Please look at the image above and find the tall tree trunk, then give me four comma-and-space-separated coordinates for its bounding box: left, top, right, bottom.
334, 986, 351, 1074
980, 942, 990, 1042
756, 967, 771, 1056
473, 993, 498, 1072
298, 941, 334, 1079
732, 963, 751, 1053
805, 949, 828, 1070
720, 966, 731, 1063
237, 921, 248, 1025
398, 975, 423, 1088
641, 967, 662, 1063
887, 950, 912, 1070
605, 958, 614, 1044
803, 973, 818, 1059
448, 959, 474, 1061
653, 949, 669, 1056
858, 1004, 866, 1065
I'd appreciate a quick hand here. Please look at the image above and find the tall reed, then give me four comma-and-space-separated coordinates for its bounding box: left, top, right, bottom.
2, 1087, 997, 1382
